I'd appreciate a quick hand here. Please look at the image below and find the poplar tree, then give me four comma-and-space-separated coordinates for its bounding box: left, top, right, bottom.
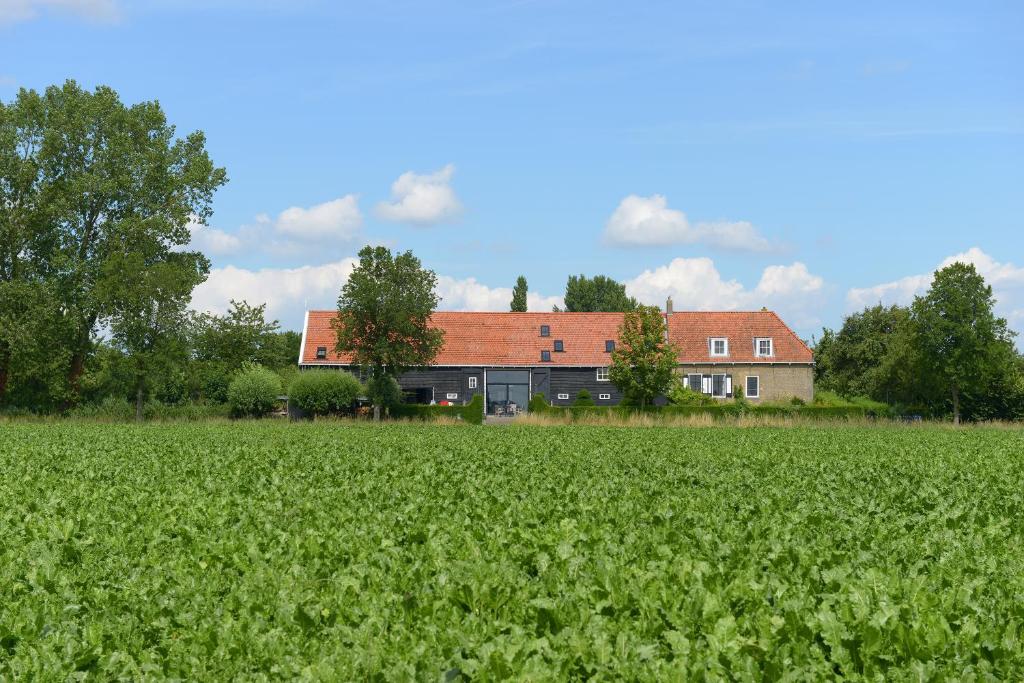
510, 275, 528, 312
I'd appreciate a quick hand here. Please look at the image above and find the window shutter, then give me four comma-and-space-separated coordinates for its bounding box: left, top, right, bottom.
702, 376, 712, 394
726, 375, 733, 397
682, 375, 689, 389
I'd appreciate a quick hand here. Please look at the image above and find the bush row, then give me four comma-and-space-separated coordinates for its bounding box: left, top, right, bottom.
67, 397, 232, 421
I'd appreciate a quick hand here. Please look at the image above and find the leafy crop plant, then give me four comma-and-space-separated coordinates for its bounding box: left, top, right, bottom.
1, 423, 1022, 679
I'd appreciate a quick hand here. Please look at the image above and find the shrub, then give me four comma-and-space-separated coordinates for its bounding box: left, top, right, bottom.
573, 389, 595, 407
528, 393, 550, 414
289, 370, 364, 417
667, 379, 715, 406
228, 365, 282, 418
790, 396, 806, 406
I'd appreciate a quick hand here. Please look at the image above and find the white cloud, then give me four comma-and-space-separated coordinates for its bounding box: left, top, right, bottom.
190, 258, 564, 331
185, 220, 243, 256
625, 257, 825, 329
847, 247, 1024, 334
603, 194, 773, 251
0, 0, 119, 23
376, 164, 462, 225
190, 258, 360, 328
436, 275, 562, 312
274, 195, 363, 240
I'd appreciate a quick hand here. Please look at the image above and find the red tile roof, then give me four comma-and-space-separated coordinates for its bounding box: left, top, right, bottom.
300, 310, 812, 367
667, 311, 813, 364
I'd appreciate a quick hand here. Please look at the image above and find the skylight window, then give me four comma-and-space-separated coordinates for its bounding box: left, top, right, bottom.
540, 325, 550, 337
554, 340, 564, 352
315, 346, 327, 359
540, 350, 551, 362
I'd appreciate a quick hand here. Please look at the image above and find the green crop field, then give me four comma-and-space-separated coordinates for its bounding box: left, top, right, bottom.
1, 423, 1022, 680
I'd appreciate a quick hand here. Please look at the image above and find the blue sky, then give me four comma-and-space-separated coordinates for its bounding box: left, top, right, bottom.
3, 0, 1022, 339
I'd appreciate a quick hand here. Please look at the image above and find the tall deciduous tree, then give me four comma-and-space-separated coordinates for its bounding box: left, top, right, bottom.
0, 86, 49, 405
911, 262, 1016, 425
101, 250, 208, 420
510, 275, 528, 312
335, 246, 444, 419
1, 81, 226, 407
562, 274, 638, 312
608, 305, 677, 408
814, 304, 923, 405
193, 301, 282, 370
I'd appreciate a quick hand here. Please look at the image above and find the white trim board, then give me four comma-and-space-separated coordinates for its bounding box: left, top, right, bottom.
297, 311, 310, 366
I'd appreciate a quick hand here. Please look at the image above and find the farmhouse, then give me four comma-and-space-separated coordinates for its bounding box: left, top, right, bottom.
298, 302, 813, 415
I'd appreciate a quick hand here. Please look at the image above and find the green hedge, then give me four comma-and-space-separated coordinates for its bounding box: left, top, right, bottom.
539, 404, 868, 420
390, 394, 484, 424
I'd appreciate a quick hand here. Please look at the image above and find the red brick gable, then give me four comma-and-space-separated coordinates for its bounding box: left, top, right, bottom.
300, 310, 812, 367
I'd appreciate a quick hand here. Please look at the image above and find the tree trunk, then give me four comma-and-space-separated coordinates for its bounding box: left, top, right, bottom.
373, 403, 381, 422
951, 385, 960, 426
135, 382, 145, 422
62, 315, 98, 410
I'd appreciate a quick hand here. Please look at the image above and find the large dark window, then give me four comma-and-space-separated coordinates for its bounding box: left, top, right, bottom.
688, 374, 703, 393
486, 369, 530, 416
712, 374, 726, 397
746, 376, 760, 398
488, 370, 530, 384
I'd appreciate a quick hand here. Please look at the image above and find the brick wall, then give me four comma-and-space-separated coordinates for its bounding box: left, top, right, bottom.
676, 364, 814, 403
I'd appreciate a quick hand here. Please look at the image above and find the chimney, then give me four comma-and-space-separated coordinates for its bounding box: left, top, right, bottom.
665, 296, 674, 315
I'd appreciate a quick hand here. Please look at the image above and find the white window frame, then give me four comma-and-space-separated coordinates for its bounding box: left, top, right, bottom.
468, 376, 477, 389
754, 338, 773, 358
598, 393, 611, 400
709, 337, 729, 357
596, 367, 610, 382
711, 373, 728, 398
557, 393, 569, 400
446, 392, 459, 400
746, 375, 760, 399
